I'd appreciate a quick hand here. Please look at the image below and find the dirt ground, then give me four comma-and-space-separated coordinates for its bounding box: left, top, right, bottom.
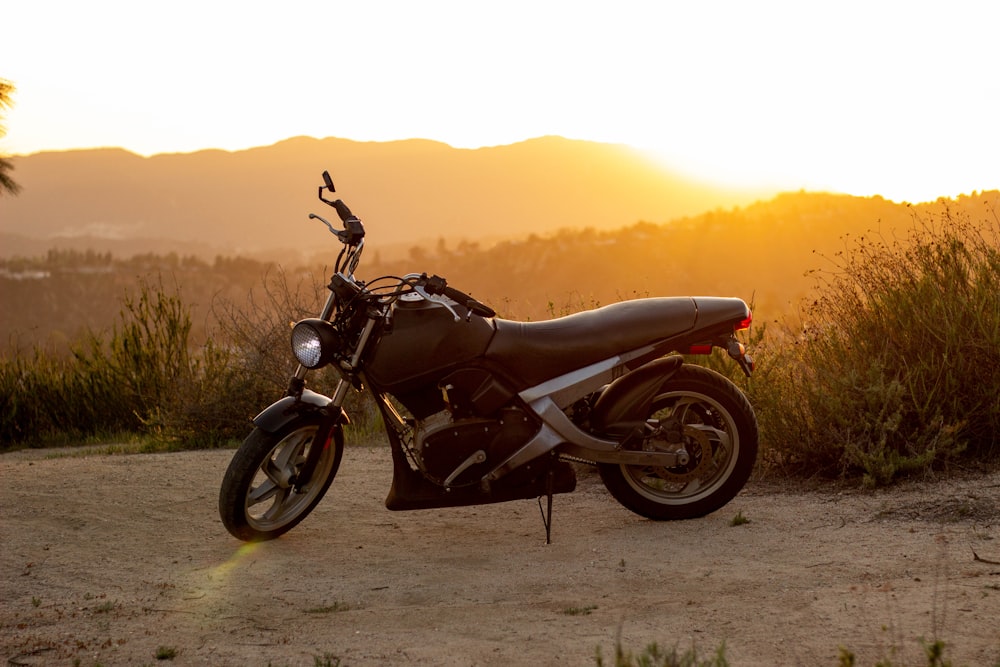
2, 446, 999, 667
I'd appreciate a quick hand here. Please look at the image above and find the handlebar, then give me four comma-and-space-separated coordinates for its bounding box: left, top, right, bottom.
421, 273, 496, 319
311, 172, 494, 320
314, 171, 366, 246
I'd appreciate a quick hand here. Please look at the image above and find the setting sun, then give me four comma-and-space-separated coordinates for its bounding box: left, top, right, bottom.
2, 0, 997, 202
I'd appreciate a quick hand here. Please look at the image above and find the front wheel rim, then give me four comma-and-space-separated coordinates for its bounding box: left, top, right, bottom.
244, 425, 335, 532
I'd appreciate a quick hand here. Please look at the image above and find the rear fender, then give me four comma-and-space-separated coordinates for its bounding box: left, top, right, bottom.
589, 356, 683, 434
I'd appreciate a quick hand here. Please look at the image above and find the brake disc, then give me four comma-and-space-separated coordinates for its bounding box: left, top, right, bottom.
649, 424, 714, 484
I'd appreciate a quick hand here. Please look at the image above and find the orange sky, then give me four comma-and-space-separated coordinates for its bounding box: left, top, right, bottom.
2, 1, 998, 203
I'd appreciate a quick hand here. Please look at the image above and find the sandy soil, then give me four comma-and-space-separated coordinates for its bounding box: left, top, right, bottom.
2, 446, 999, 667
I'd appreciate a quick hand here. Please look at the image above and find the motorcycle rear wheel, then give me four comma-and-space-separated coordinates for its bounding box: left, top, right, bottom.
219, 416, 344, 541
598, 364, 758, 520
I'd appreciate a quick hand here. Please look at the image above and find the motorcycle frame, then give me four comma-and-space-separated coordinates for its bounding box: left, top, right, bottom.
258, 266, 747, 492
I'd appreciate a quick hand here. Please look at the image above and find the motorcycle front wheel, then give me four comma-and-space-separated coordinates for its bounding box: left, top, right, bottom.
598, 364, 758, 520
219, 416, 344, 541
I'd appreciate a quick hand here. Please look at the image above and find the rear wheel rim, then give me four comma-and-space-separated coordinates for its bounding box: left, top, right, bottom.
620, 389, 740, 505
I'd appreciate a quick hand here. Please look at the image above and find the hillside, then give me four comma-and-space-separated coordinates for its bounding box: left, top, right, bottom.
3, 189, 996, 352
0, 136, 765, 262
357, 189, 1000, 319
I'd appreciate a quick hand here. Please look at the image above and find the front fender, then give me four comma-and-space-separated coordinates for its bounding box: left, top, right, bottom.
253, 389, 348, 434
589, 355, 683, 433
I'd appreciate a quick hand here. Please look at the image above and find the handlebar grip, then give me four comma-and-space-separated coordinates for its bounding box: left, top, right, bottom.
333, 199, 355, 223
443, 285, 497, 319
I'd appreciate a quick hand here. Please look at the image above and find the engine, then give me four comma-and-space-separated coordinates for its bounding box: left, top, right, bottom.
413, 407, 540, 487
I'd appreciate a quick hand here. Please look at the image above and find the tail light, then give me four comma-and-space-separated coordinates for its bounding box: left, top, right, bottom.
688, 309, 752, 357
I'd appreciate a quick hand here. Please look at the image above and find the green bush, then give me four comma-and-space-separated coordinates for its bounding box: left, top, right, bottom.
0, 266, 386, 450
754, 204, 1000, 484
1, 276, 247, 447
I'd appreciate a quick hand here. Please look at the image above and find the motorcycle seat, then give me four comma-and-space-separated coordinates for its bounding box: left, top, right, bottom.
486, 297, 701, 388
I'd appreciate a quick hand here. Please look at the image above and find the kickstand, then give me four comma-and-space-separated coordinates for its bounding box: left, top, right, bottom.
537, 468, 555, 545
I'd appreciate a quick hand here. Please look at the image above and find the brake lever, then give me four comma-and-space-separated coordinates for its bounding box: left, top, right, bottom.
412, 284, 461, 322
309, 213, 341, 237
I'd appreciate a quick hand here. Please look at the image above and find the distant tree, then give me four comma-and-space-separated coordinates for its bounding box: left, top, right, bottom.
0, 77, 21, 197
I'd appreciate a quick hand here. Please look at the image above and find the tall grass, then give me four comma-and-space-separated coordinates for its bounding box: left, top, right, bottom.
752, 204, 1000, 483
596, 637, 730, 667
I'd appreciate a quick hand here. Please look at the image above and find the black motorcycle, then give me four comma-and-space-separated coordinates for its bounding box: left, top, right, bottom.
219, 171, 759, 543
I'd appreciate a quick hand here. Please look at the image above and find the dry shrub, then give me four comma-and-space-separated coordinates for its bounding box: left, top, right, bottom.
754, 201, 1000, 484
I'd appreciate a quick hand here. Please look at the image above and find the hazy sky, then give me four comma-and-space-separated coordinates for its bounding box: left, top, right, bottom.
3, 0, 998, 202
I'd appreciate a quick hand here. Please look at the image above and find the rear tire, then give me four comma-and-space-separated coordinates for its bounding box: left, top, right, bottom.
599, 364, 757, 520
219, 416, 344, 541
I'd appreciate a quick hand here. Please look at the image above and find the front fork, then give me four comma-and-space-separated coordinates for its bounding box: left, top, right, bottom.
292, 381, 350, 492
289, 315, 379, 491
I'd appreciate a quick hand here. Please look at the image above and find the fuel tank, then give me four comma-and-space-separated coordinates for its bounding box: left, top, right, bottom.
364, 294, 497, 416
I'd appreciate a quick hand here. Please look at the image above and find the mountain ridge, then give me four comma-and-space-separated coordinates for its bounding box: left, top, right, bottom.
1, 136, 770, 261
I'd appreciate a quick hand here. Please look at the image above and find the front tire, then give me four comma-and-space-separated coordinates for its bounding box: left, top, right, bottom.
219, 416, 344, 541
599, 364, 758, 520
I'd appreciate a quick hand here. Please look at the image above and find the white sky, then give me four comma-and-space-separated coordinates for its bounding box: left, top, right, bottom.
2, 0, 998, 202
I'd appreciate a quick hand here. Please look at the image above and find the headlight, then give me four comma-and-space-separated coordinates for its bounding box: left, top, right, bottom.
291, 319, 341, 369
